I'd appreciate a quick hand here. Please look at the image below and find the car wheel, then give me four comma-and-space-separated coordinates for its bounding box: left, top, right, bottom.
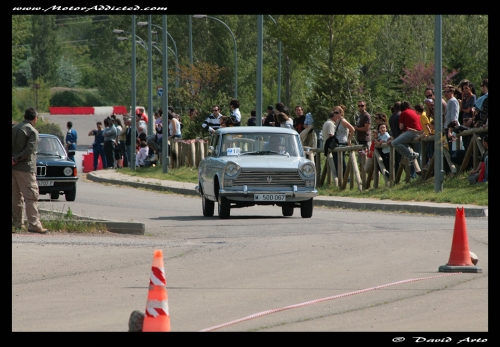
64, 185, 76, 202
202, 195, 215, 217
282, 205, 294, 217
50, 191, 60, 200
300, 198, 313, 218
218, 195, 230, 219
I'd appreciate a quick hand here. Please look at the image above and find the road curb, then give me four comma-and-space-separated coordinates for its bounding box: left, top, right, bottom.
39, 209, 145, 235
86, 171, 488, 218
314, 198, 488, 217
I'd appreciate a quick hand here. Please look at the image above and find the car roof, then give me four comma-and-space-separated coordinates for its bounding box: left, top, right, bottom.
215, 126, 298, 135
39, 134, 59, 139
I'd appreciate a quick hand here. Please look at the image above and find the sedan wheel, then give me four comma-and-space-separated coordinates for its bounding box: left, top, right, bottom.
218, 195, 230, 219
65, 185, 76, 202
202, 195, 215, 217
300, 198, 313, 218
282, 205, 294, 217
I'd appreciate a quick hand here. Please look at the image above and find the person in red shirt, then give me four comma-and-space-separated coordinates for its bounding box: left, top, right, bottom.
390, 101, 423, 165
136, 108, 148, 124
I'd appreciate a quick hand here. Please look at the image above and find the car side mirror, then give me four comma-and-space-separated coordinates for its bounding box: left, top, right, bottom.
67, 150, 76, 157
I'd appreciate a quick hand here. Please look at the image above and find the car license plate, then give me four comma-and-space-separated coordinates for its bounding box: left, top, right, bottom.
38, 180, 54, 186
254, 194, 286, 201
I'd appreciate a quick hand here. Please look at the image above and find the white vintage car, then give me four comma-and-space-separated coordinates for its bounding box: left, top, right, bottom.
195, 126, 318, 219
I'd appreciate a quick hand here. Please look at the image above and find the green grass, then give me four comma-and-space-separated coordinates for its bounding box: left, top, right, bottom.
117, 164, 487, 206
12, 206, 108, 234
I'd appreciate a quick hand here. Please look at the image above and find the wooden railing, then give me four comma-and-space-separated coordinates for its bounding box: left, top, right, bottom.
164, 128, 487, 191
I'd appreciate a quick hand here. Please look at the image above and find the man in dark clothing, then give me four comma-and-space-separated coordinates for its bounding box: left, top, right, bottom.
388, 101, 402, 171
293, 105, 306, 134
264, 105, 279, 127
89, 121, 107, 170
247, 110, 257, 126
353, 100, 371, 147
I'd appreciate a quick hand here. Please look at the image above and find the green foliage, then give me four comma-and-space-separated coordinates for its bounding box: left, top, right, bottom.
82, 91, 108, 106
50, 90, 85, 106
56, 56, 81, 88
34, 118, 64, 141
31, 15, 60, 84
13, 81, 51, 114
12, 15, 32, 80
12, 94, 22, 123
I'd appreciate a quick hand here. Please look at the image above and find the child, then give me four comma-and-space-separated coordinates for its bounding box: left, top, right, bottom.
373, 122, 392, 179
136, 141, 149, 167
364, 129, 378, 174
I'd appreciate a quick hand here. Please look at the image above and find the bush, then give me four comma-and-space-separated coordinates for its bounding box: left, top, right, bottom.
50, 91, 85, 107
35, 119, 64, 143
83, 91, 107, 106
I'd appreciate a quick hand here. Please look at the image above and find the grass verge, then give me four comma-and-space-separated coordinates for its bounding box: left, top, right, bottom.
118, 165, 488, 206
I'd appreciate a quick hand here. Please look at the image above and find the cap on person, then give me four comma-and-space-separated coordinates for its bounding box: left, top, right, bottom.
267, 105, 274, 110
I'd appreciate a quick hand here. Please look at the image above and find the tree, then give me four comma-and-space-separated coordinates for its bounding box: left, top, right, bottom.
12, 15, 32, 83
57, 56, 82, 88
30, 15, 60, 84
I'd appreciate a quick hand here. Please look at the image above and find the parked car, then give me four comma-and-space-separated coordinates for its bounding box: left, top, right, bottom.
195, 126, 318, 219
36, 134, 78, 201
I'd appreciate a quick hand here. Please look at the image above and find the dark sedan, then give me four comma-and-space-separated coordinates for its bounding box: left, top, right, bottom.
36, 134, 78, 201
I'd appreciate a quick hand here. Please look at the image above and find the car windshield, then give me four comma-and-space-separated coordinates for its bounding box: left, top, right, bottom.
36, 137, 66, 157
220, 133, 303, 157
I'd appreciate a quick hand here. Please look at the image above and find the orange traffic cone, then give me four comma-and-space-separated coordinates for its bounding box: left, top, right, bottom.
439, 207, 481, 273
142, 250, 171, 332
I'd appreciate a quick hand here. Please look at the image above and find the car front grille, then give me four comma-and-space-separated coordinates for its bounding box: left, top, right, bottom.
233, 170, 305, 187
36, 166, 46, 176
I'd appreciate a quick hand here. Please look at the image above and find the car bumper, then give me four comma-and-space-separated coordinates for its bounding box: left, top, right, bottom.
37, 178, 78, 193
195, 185, 317, 200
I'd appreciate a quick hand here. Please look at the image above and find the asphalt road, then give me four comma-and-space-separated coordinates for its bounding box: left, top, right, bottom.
12, 176, 489, 333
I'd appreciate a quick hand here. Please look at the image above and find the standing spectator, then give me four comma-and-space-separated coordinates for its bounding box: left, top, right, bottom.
103, 117, 117, 169
390, 101, 423, 175
118, 117, 128, 167
65, 121, 77, 162
275, 102, 290, 116
114, 118, 124, 168
12, 108, 48, 234
154, 111, 163, 153
353, 100, 371, 147
473, 78, 488, 127
124, 117, 137, 168
322, 111, 337, 156
168, 111, 182, 139
202, 105, 223, 134
188, 108, 198, 121
443, 84, 460, 151
293, 105, 306, 134
468, 134, 488, 184
415, 103, 433, 167
423, 87, 447, 124
374, 112, 388, 127
388, 101, 403, 174
300, 111, 318, 148
88, 121, 107, 170
247, 110, 257, 126
332, 105, 355, 173
229, 99, 242, 126
136, 109, 147, 136
276, 112, 294, 129
136, 107, 148, 124
264, 105, 279, 127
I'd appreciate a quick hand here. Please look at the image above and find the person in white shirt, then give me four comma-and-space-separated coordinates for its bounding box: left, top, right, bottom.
229, 99, 241, 126
168, 111, 182, 139
202, 105, 223, 134
136, 141, 149, 167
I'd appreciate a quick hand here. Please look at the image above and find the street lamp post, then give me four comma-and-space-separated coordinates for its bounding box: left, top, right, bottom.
114, 29, 154, 135
193, 15, 237, 99
267, 15, 282, 103
137, 21, 180, 88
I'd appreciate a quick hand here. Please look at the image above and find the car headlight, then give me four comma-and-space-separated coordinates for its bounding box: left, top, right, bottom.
63, 167, 73, 176
224, 162, 241, 177
299, 163, 315, 178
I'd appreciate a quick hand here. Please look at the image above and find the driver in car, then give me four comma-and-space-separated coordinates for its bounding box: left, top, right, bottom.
267, 135, 288, 154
